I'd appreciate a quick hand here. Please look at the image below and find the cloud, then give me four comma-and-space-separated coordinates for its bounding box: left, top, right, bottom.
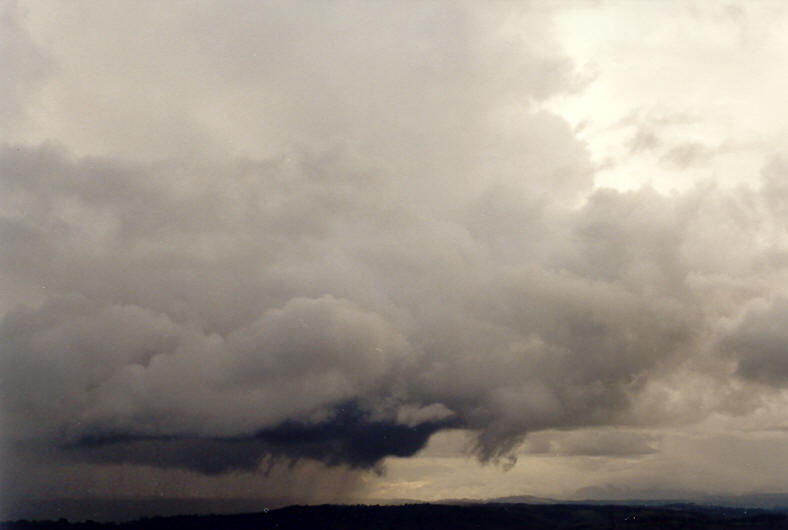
0, 1, 52, 135
522, 429, 660, 458
0, 293, 413, 442
2, 0, 788, 505
3, 140, 776, 475
64, 402, 455, 474
720, 297, 788, 387
621, 111, 724, 170
660, 141, 718, 169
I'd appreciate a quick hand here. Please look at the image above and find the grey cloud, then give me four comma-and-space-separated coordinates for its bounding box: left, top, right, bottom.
0, 1, 52, 136
4, 134, 786, 479
0, 295, 185, 439
0, 137, 778, 475
629, 130, 721, 169
618, 107, 727, 169
0, 138, 684, 471
1, 440, 365, 509
68, 401, 456, 474
2, 1, 787, 500
0, 294, 413, 442
720, 298, 788, 387
759, 157, 788, 223
521, 429, 660, 458
617, 107, 700, 130
660, 141, 717, 169
628, 126, 662, 154
550, 430, 660, 458
17, 1, 584, 168
620, 108, 699, 155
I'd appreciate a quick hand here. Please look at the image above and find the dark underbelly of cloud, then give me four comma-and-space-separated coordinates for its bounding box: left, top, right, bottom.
69, 401, 458, 473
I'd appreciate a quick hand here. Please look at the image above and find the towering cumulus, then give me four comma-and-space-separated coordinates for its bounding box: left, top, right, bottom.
1, 0, 787, 513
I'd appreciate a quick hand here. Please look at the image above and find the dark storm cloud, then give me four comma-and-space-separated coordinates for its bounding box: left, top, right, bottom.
68, 402, 457, 474
68, 437, 269, 476
253, 403, 458, 469
2, 140, 773, 473
2, 1, 788, 492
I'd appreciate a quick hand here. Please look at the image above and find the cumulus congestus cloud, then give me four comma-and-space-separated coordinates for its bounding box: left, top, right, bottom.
4, 141, 785, 474
2, 1, 788, 503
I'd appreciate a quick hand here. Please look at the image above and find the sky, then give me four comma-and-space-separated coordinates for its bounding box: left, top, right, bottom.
2, 0, 788, 519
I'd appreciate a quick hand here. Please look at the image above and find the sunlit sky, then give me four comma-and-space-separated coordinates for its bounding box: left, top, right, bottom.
549, 1, 788, 193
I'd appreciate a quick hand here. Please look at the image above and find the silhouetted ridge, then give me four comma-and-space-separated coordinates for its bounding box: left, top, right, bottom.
4, 503, 787, 529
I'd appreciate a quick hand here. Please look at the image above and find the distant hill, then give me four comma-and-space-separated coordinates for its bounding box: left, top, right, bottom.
3, 502, 787, 529
437, 494, 560, 505
437, 492, 788, 511
570, 487, 788, 510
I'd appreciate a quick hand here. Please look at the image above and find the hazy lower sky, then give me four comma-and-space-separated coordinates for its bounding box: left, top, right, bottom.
2, 0, 788, 515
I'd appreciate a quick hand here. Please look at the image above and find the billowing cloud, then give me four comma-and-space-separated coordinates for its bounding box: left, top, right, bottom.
3, 139, 785, 476
2, 0, 788, 510
720, 297, 788, 387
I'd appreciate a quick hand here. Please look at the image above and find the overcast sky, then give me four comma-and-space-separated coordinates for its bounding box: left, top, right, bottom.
2, 0, 788, 517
